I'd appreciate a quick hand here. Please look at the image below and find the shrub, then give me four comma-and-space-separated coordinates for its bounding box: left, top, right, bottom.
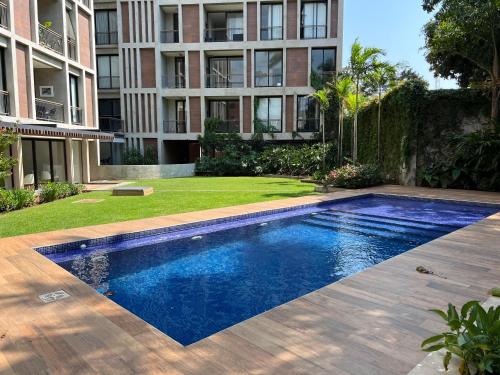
325, 163, 383, 188
422, 301, 500, 375
0, 188, 35, 213
123, 148, 144, 165
40, 182, 83, 203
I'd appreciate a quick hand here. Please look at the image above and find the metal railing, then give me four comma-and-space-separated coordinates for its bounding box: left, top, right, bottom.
300, 25, 327, 39
297, 118, 320, 132
206, 73, 244, 88
38, 23, 64, 55
255, 73, 283, 87
160, 30, 179, 43
0, 2, 8, 29
70, 106, 82, 125
163, 120, 186, 133
99, 117, 124, 132
67, 37, 77, 61
214, 120, 240, 133
98, 76, 120, 89
205, 27, 244, 42
35, 98, 64, 123
260, 26, 283, 40
0, 90, 9, 115
162, 75, 185, 88
255, 119, 282, 133
96, 31, 118, 45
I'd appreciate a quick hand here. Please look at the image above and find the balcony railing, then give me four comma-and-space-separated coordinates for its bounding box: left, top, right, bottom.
214, 120, 240, 133
255, 73, 283, 87
297, 118, 320, 132
163, 120, 186, 133
255, 119, 282, 133
0, 90, 9, 115
99, 117, 124, 132
70, 106, 82, 125
96, 32, 118, 45
36, 98, 64, 123
260, 26, 283, 41
162, 75, 185, 88
0, 2, 8, 29
300, 25, 327, 39
38, 23, 64, 55
206, 73, 244, 88
98, 76, 120, 89
160, 30, 179, 43
67, 37, 77, 61
205, 28, 244, 42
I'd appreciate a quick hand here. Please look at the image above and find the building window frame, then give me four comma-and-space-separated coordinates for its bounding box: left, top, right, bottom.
255, 96, 283, 133
260, 2, 283, 41
311, 47, 337, 86
95, 10, 118, 45
297, 95, 320, 132
300, 1, 327, 39
97, 55, 120, 89
254, 50, 283, 87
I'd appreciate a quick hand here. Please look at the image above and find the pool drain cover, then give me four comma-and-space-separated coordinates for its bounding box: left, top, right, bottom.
39, 290, 70, 303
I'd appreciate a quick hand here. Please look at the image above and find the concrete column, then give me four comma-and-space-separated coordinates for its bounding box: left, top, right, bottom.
65, 138, 75, 183
82, 139, 91, 183
12, 138, 23, 189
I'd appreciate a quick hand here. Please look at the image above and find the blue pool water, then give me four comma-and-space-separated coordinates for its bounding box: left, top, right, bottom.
44, 195, 498, 346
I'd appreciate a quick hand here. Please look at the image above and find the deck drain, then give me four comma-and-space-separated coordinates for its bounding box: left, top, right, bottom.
39, 290, 70, 304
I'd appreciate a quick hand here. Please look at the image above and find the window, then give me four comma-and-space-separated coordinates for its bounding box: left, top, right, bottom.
255, 97, 282, 132
207, 100, 240, 133
205, 12, 244, 42
206, 57, 244, 88
260, 3, 283, 40
98, 99, 122, 132
311, 48, 336, 85
21, 139, 67, 188
255, 50, 283, 87
0, 48, 8, 115
69, 75, 80, 124
297, 96, 320, 132
301, 1, 327, 39
97, 55, 119, 89
95, 10, 118, 45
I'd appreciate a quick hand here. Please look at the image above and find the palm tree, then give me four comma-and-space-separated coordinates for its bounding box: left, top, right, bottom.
367, 61, 397, 162
348, 39, 384, 162
331, 76, 353, 165
308, 87, 330, 172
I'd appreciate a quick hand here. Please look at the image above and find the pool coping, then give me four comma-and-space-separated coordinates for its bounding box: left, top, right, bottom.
1, 185, 500, 374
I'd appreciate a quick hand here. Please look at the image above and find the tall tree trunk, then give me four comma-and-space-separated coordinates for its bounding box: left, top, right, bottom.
338, 106, 343, 166
321, 110, 326, 172
353, 80, 360, 162
491, 26, 499, 131
377, 87, 382, 162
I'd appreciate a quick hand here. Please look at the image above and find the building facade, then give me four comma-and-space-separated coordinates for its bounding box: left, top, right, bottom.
0, 0, 109, 189
95, 0, 343, 164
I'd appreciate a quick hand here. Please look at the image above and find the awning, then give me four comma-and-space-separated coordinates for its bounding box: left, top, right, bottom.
0, 122, 115, 141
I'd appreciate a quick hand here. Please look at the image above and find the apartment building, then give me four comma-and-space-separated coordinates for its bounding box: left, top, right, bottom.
0, 0, 109, 189
95, 0, 342, 164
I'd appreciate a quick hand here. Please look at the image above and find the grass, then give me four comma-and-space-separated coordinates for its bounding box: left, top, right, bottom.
0, 177, 316, 238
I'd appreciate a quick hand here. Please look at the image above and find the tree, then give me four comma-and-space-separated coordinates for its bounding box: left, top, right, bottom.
348, 39, 384, 161
331, 76, 354, 165
422, 0, 500, 129
308, 87, 331, 172
0, 127, 18, 184
366, 61, 397, 162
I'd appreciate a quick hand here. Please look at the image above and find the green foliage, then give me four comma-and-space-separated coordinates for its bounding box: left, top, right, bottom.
123, 148, 144, 165
422, 301, 500, 375
258, 143, 337, 176
40, 182, 83, 203
0, 189, 35, 212
422, 130, 500, 191
143, 145, 158, 165
325, 163, 383, 188
0, 128, 18, 182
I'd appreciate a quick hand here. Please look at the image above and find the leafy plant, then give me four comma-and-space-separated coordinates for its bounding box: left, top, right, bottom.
0, 188, 35, 212
123, 148, 144, 165
325, 163, 383, 188
40, 182, 83, 203
422, 301, 500, 375
0, 128, 18, 182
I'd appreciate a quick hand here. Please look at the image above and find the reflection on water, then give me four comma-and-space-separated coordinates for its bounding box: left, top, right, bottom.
70, 251, 110, 293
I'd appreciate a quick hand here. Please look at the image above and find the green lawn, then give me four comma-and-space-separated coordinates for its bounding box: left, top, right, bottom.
0, 177, 316, 238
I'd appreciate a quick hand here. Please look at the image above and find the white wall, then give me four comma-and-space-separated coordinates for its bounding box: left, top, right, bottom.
92, 163, 195, 180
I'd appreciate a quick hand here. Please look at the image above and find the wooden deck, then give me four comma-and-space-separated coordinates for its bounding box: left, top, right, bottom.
0, 186, 499, 375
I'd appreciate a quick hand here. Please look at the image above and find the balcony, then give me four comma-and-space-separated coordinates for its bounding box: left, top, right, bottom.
160, 30, 179, 43
38, 23, 64, 55
98, 76, 120, 89
205, 28, 244, 42
0, 90, 9, 115
206, 73, 244, 88
301, 25, 327, 39
0, 2, 8, 29
162, 75, 185, 89
96, 32, 118, 45
260, 26, 283, 41
36, 98, 64, 123
255, 73, 283, 87
214, 120, 239, 133
297, 118, 320, 132
70, 107, 82, 125
99, 117, 124, 132
255, 119, 282, 133
67, 37, 77, 61
163, 120, 186, 133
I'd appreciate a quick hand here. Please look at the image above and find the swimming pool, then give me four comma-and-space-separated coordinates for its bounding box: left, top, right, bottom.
38, 194, 498, 346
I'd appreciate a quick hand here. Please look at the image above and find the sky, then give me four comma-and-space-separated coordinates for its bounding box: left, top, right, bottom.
342, 0, 458, 89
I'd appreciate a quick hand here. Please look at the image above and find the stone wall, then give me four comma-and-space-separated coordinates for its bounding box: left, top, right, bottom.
92, 164, 196, 180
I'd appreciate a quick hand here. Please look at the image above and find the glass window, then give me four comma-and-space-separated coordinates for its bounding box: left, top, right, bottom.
297, 96, 320, 132
99, 99, 121, 118
0, 48, 8, 115
97, 55, 119, 89
207, 57, 244, 88
255, 50, 283, 87
255, 97, 282, 132
261, 3, 283, 40
207, 100, 240, 132
22, 140, 35, 188
72, 140, 83, 184
95, 10, 118, 45
301, 1, 327, 39
51, 142, 66, 182
311, 48, 336, 85
206, 12, 243, 42
35, 140, 51, 185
